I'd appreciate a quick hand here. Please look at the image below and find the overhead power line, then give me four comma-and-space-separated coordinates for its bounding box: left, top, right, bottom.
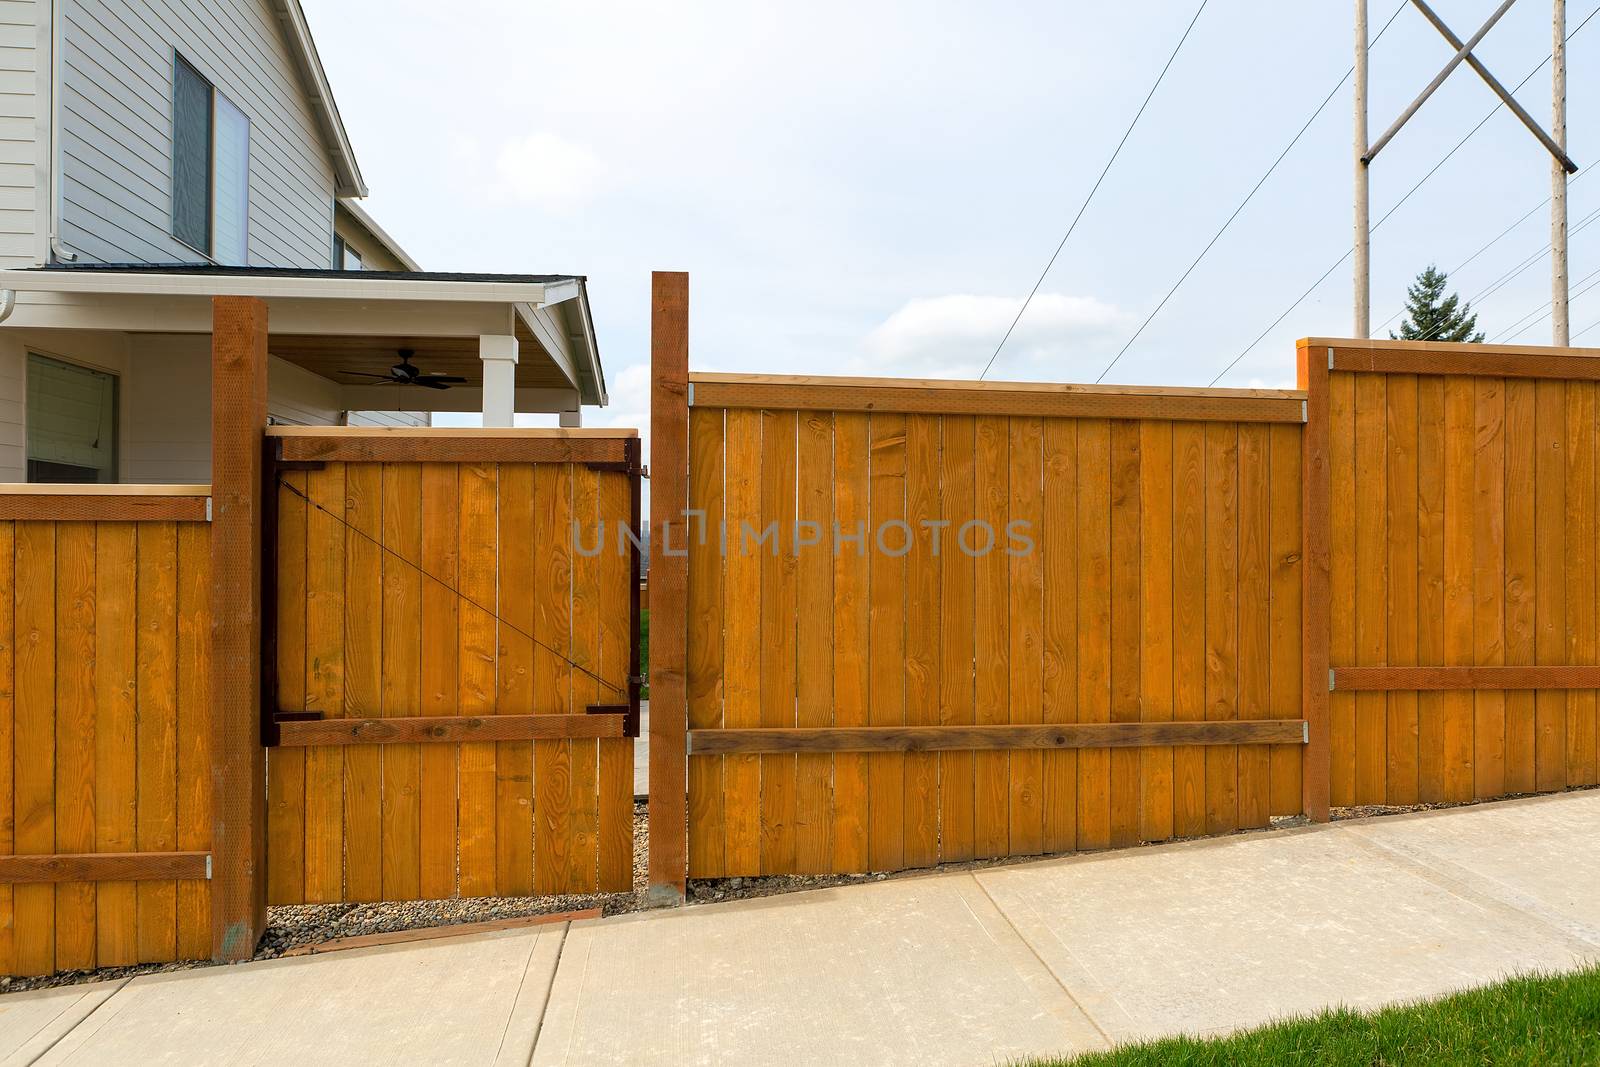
1208, 2, 1599, 386
978, 0, 1209, 382
1093, 0, 1409, 384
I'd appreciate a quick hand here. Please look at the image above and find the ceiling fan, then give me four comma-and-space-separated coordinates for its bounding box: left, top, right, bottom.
340, 349, 468, 390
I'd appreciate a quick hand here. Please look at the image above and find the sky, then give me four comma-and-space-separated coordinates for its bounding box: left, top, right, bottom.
301, 0, 1599, 437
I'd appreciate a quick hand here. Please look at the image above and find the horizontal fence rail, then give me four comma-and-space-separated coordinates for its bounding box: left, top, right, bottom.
690, 373, 1308, 423
688, 721, 1310, 755
0, 484, 212, 522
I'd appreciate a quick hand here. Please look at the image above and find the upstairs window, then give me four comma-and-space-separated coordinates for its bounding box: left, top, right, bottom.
333, 234, 363, 271
173, 55, 250, 264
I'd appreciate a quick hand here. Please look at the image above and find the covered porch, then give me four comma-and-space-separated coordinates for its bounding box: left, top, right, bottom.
0, 266, 606, 483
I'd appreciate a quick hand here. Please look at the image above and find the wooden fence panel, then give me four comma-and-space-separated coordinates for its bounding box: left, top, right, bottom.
684, 378, 1307, 877
1316, 338, 1600, 804
0, 509, 211, 977
266, 441, 637, 904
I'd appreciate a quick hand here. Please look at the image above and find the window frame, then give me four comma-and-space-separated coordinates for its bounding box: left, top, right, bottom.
170, 52, 251, 263
25, 351, 121, 485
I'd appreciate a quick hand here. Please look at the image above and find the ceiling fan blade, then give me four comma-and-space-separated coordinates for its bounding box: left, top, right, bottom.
414, 378, 453, 390
414, 374, 469, 384
339, 370, 398, 380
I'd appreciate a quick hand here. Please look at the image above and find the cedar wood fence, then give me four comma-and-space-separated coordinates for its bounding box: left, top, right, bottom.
5, 284, 1600, 974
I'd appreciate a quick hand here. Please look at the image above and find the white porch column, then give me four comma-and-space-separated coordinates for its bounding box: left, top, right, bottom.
479, 333, 519, 427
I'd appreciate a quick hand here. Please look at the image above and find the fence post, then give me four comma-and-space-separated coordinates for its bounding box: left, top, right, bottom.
210, 295, 270, 958
1298, 339, 1332, 821
648, 271, 690, 904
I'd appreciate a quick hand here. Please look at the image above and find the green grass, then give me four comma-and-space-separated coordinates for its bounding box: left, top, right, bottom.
1031, 965, 1600, 1067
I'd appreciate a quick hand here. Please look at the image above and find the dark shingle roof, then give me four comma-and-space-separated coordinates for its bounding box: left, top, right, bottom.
32, 263, 582, 285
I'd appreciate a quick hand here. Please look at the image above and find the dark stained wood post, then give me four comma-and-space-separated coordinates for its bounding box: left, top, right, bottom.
210, 295, 270, 958
648, 271, 690, 904
1298, 339, 1332, 821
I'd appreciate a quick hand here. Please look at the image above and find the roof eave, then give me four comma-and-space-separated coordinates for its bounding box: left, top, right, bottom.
271, 0, 367, 198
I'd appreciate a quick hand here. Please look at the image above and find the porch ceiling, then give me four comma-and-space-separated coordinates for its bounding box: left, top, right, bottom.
270, 318, 574, 390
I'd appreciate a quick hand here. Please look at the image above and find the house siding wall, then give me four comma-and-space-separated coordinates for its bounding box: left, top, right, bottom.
0, 0, 40, 268
57, 0, 338, 267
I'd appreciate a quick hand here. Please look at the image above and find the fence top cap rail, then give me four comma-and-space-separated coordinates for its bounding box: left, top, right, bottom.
688, 371, 1305, 402
1303, 336, 1600, 359
265, 426, 636, 440
0, 482, 211, 496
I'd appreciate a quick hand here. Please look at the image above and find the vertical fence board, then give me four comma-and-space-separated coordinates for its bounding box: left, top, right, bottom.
759, 411, 799, 875
1076, 420, 1111, 849
14, 522, 54, 975
1237, 423, 1271, 828
268, 472, 307, 905
1534, 380, 1568, 792
1008, 418, 1045, 855
687, 408, 727, 878
597, 472, 635, 892
175, 525, 211, 959
0, 522, 13, 975
380, 462, 423, 902
303, 465, 346, 902
796, 412, 835, 873
1416, 377, 1448, 802
1473, 379, 1507, 800
1328, 373, 1357, 806
567, 466, 601, 893
1385, 377, 1420, 805
722, 412, 763, 876
867, 413, 907, 872
343, 462, 383, 902
1139, 422, 1174, 841
1204, 425, 1239, 834
135, 522, 178, 962
496, 463, 536, 897
1441, 379, 1476, 801
1566, 383, 1597, 787
419, 463, 460, 900
1353, 375, 1387, 805
54, 522, 95, 971
830, 413, 871, 873
975, 415, 1011, 857
1108, 421, 1142, 847
904, 415, 941, 868
940, 416, 978, 861
1041, 419, 1079, 852
1171, 423, 1207, 838
1269, 425, 1304, 815
533, 462, 573, 894
95, 523, 137, 965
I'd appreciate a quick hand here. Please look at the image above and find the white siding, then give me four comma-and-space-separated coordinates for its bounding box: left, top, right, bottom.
0, 0, 39, 267
57, 0, 338, 267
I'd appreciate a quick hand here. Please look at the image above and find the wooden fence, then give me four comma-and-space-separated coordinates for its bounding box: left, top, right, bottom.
0, 487, 213, 976
678, 375, 1308, 877
264, 429, 640, 904
1308, 339, 1600, 807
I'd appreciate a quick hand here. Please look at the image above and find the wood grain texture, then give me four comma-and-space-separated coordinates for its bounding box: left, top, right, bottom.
688, 721, 1308, 754
647, 271, 690, 900
277, 714, 628, 745
276, 435, 631, 465
0, 495, 208, 522
0, 853, 210, 883
691, 376, 1304, 422
686, 407, 727, 878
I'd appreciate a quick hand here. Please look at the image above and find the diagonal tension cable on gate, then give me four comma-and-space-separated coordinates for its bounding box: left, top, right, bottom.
277, 477, 628, 700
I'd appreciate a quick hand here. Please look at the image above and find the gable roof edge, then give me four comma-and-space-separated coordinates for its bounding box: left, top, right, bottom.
269, 0, 367, 198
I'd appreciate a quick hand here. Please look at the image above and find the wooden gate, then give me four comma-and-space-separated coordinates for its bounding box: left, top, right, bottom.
263, 428, 641, 903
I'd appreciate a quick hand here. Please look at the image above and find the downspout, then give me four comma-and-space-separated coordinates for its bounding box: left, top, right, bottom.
46, 0, 75, 262
0, 290, 15, 322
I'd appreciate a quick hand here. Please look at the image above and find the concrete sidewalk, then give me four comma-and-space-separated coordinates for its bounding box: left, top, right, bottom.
4, 791, 1597, 1066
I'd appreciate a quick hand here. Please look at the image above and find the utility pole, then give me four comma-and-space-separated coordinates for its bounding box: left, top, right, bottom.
1553, 0, 1569, 345
1355, 0, 1577, 344
1354, 0, 1371, 338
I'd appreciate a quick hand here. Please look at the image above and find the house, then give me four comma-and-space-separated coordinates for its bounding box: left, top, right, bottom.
0, 0, 604, 484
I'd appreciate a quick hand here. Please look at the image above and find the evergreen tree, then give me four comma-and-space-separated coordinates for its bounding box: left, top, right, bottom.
1391, 265, 1485, 342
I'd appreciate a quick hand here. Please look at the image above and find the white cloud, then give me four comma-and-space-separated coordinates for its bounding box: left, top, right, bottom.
858, 293, 1133, 379
494, 132, 609, 212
